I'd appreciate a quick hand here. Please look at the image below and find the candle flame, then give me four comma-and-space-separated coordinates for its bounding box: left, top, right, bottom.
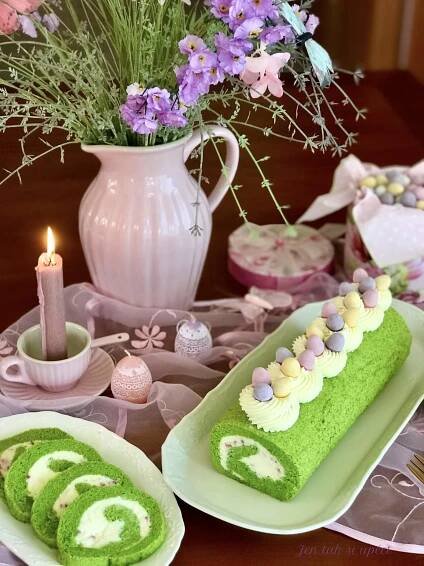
46, 227, 56, 266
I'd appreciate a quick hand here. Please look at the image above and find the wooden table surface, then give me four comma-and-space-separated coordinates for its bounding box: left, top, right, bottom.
0, 70, 423, 565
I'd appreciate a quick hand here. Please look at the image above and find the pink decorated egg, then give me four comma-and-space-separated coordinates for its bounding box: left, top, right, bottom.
111, 355, 152, 404
353, 268, 368, 283
321, 302, 337, 318
298, 349, 316, 370
252, 367, 271, 385
175, 319, 212, 360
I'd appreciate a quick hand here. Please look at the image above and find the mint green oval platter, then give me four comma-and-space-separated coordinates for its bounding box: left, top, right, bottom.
162, 299, 424, 534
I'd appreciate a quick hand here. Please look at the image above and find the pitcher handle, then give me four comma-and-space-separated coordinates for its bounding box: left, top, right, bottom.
184, 125, 240, 213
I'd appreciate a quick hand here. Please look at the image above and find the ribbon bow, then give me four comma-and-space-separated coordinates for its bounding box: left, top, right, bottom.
279, 2, 333, 86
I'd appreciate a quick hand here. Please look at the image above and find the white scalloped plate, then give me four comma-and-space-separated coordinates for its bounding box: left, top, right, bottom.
162, 299, 424, 534
0, 412, 184, 565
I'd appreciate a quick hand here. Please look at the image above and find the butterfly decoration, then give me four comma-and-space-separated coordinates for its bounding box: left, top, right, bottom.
0, 0, 42, 34
279, 1, 333, 87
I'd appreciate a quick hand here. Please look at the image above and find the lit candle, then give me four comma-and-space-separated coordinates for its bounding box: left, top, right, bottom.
35, 227, 67, 361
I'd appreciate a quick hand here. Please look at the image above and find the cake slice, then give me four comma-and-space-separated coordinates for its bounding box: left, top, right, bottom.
57, 485, 167, 566
31, 462, 132, 548
209, 272, 412, 501
5, 439, 101, 522
0, 428, 71, 499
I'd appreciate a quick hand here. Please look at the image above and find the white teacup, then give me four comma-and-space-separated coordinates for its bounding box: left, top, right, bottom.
0, 323, 91, 393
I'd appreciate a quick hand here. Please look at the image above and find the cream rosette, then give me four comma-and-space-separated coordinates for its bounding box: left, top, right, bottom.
291, 334, 347, 378
268, 362, 323, 404
239, 385, 300, 433
340, 325, 363, 352
357, 306, 385, 332
378, 289, 392, 311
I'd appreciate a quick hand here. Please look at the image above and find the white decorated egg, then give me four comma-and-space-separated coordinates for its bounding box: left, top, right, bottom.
111, 355, 152, 404
174, 319, 212, 360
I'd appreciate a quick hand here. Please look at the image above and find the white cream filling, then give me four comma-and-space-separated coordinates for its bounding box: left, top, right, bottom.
219, 435, 284, 481
0, 442, 37, 477
75, 497, 150, 549
53, 475, 116, 518
27, 451, 86, 499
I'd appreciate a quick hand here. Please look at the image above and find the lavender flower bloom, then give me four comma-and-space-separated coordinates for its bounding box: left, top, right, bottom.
19, 15, 37, 38
189, 49, 218, 73
250, 0, 278, 20
146, 87, 171, 113
158, 109, 188, 128
215, 32, 252, 75
260, 24, 294, 45
208, 0, 233, 23
42, 13, 60, 33
178, 68, 211, 105
120, 95, 158, 135
233, 17, 263, 40
209, 64, 225, 85
178, 34, 206, 55
228, 0, 255, 30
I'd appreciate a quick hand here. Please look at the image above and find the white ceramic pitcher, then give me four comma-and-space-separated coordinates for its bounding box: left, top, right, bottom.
79, 126, 239, 309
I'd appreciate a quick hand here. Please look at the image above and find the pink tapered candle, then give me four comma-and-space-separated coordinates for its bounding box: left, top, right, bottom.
35, 227, 67, 361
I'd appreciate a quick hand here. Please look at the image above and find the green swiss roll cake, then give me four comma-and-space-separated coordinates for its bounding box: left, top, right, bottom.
209, 306, 411, 501
0, 428, 71, 499
5, 439, 101, 522
57, 485, 167, 566
31, 462, 132, 548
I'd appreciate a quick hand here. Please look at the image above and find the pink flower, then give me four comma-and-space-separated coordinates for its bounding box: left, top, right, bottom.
241, 46, 290, 98
0, 0, 42, 34
0, 338, 13, 357
131, 325, 166, 351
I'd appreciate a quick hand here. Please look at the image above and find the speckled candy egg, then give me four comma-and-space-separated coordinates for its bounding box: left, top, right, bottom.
352, 268, 368, 283
344, 291, 362, 310
306, 335, 325, 356
399, 191, 417, 208
111, 355, 152, 404
325, 333, 345, 353
175, 319, 212, 360
358, 276, 376, 293
379, 192, 395, 205
254, 383, 273, 402
281, 357, 301, 378
252, 367, 271, 385
298, 349, 316, 370
326, 313, 344, 332
321, 302, 337, 318
275, 347, 293, 364
363, 289, 379, 308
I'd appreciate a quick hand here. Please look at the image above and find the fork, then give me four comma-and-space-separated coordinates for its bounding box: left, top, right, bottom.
407, 453, 424, 485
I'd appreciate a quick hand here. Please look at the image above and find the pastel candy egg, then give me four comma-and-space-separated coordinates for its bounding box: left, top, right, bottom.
417, 200, 424, 210
352, 268, 368, 283
321, 301, 337, 318
361, 175, 377, 188
275, 347, 293, 364
375, 274, 391, 291
306, 324, 324, 339
379, 192, 395, 205
281, 357, 301, 378
363, 289, 378, 308
254, 383, 273, 402
392, 173, 410, 186
399, 191, 417, 208
252, 367, 271, 385
344, 291, 362, 309
375, 185, 386, 196
326, 313, 344, 332
325, 333, 345, 353
387, 182, 405, 196
339, 282, 353, 296
376, 174, 388, 185
273, 378, 293, 399
358, 276, 376, 293
306, 335, 325, 356
343, 308, 359, 328
298, 349, 316, 370
413, 187, 424, 200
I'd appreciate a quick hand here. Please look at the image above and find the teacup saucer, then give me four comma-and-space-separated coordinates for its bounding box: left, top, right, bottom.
0, 348, 114, 410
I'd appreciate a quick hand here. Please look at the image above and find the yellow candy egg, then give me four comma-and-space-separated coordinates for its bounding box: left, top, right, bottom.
281, 357, 301, 378
343, 308, 359, 328
387, 182, 404, 196
306, 324, 324, 339
375, 274, 391, 291
361, 176, 377, 188
273, 377, 294, 398
343, 291, 362, 310
417, 200, 424, 210
376, 174, 388, 185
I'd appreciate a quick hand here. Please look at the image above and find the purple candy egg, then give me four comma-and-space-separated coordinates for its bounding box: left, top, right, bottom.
298, 349, 316, 371
253, 383, 274, 402
275, 347, 293, 364
339, 282, 353, 296
252, 367, 271, 385
326, 313, 344, 332
352, 268, 368, 283
325, 333, 345, 353
321, 302, 337, 318
380, 192, 395, 205
358, 276, 376, 293
399, 191, 417, 208
363, 288, 378, 308
306, 335, 325, 356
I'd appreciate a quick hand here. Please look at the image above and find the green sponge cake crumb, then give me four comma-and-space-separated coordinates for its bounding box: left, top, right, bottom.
4, 439, 101, 522
210, 307, 412, 501
32, 462, 132, 548
57, 485, 167, 566
0, 428, 71, 500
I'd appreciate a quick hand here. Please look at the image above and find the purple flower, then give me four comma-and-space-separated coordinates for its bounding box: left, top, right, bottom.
178, 68, 211, 105
42, 12, 60, 33
179, 34, 207, 55
208, 0, 233, 23
250, 0, 278, 19
158, 109, 188, 128
209, 64, 225, 85
260, 24, 294, 45
19, 15, 37, 37
215, 32, 252, 75
228, 0, 254, 30
233, 17, 263, 40
146, 87, 171, 113
189, 49, 218, 72
120, 94, 158, 135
